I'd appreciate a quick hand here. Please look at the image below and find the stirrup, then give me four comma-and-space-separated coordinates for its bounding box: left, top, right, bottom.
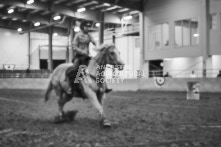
67, 88, 72, 94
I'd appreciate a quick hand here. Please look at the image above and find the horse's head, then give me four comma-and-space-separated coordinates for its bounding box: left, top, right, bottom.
95, 43, 124, 70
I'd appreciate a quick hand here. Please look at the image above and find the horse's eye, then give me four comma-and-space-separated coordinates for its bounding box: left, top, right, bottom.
110, 52, 115, 56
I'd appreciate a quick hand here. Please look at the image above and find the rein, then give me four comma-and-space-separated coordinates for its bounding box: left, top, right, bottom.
88, 58, 106, 84
86, 49, 109, 85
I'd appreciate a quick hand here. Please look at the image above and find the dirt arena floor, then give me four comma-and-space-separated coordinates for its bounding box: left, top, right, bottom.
0, 89, 221, 147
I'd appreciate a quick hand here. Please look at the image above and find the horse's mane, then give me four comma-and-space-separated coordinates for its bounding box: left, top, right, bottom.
91, 43, 115, 65
94, 43, 115, 52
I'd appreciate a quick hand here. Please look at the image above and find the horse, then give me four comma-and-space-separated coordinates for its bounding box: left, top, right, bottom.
44, 43, 124, 127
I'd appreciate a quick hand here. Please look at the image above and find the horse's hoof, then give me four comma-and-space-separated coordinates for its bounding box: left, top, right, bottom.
53, 110, 78, 124
53, 115, 66, 124
100, 119, 112, 128
65, 110, 78, 121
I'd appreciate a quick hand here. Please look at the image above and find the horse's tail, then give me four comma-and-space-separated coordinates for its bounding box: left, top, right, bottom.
44, 80, 53, 102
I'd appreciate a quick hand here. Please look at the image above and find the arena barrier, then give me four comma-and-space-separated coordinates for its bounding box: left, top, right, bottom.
0, 78, 220, 92
0, 78, 50, 89
139, 78, 221, 92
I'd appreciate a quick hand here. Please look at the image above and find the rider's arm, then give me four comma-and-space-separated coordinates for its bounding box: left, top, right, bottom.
73, 33, 88, 55
89, 34, 97, 46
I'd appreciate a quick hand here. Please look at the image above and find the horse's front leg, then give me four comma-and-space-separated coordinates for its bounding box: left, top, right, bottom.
88, 92, 111, 127
97, 93, 111, 127
84, 89, 104, 117
81, 81, 111, 127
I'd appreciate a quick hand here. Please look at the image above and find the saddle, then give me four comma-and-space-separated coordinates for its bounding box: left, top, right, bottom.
66, 52, 91, 76
65, 54, 91, 97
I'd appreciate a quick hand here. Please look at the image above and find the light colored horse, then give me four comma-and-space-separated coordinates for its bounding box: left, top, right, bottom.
44, 43, 124, 127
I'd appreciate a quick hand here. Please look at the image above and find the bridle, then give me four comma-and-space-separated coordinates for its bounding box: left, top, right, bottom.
90, 45, 114, 65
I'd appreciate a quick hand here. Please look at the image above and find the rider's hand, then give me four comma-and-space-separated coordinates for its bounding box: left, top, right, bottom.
82, 51, 88, 56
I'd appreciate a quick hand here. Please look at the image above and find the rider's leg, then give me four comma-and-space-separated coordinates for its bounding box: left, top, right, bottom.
66, 55, 91, 94
102, 78, 112, 93
66, 58, 81, 94
105, 84, 112, 93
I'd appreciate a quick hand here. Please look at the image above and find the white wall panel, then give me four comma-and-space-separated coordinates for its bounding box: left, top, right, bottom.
0, 28, 28, 70
212, 55, 221, 77
30, 32, 68, 63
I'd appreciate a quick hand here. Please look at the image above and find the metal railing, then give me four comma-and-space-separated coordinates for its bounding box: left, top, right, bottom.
0, 73, 50, 78
149, 69, 221, 78
0, 70, 50, 78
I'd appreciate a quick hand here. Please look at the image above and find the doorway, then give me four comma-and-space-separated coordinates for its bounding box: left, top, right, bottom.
149, 60, 163, 77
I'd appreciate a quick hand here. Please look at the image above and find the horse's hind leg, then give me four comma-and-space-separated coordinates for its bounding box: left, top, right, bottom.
44, 80, 53, 102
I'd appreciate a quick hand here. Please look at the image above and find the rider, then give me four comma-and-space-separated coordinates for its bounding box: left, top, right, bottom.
66, 21, 112, 94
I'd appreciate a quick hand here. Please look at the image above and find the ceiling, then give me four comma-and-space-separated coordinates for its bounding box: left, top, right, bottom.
0, 0, 142, 36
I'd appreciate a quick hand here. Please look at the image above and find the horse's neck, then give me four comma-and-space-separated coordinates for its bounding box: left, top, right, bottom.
87, 54, 106, 78
87, 59, 98, 77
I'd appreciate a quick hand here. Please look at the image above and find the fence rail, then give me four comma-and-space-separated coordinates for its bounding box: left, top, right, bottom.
0, 73, 50, 78
0, 69, 50, 78
0, 69, 220, 79
149, 69, 221, 78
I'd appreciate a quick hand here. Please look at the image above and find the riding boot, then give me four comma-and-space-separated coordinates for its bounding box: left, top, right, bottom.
105, 88, 112, 93
67, 88, 72, 94
103, 82, 112, 93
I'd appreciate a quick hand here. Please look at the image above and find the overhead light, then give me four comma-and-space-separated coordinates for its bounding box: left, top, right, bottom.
34, 22, 40, 27
193, 33, 199, 37
12, 18, 18, 21
102, 6, 118, 12
129, 10, 139, 15
27, 0, 34, 4
95, 23, 100, 27
123, 15, 133, 20
53, 33, 58, 36
53, 15, 61, 20
74, 26, 80, 32
22, 20, 28, 22
77, 7, 86, 13
103, 3, 111, 6
17, 28, 22, 32
8, 9, 14, 14
118, 8, 129, 13
2, 16, 7, 19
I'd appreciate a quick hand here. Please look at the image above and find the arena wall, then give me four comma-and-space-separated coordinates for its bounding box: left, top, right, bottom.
109, 78, 221, 93
0, 78, 220, 93
0, 28, 29, 70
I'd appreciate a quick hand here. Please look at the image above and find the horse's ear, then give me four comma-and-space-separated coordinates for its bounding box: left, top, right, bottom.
110, 42, 115, 46
93, 45, 102, 51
